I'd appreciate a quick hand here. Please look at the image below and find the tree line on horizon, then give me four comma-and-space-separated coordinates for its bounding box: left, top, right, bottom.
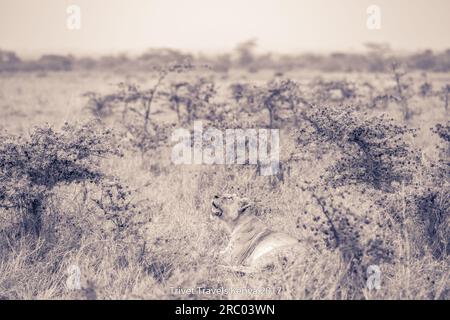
1, 41, 450, 73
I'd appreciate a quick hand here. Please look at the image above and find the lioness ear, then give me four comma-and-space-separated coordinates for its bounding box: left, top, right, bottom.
238, 198, 251, 214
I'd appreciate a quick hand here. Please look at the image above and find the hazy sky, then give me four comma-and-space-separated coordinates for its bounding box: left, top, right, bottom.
1, 0, 449, 56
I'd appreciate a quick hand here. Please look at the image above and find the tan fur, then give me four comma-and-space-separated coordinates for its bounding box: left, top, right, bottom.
211, 194, 299, 269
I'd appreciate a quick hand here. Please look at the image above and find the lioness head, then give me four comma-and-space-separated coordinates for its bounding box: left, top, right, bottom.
211, 193, 251, 225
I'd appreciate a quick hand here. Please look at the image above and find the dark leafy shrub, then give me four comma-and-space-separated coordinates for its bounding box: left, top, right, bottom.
432, 122, 450, 180
311, 79, 358, 105
162, 77, 217, 124
83, 91, 123, 118
410, 123, 449, 259
415, 190, 449, 259
239, 79, 308, 128
300, 184, 393, 298
297, 106, 419, 192
124, 120, 174, 157
419, 81, 433, 97
0, 121, 122, 236
370, 93, 397, 109
229, 83, 250, 104
91, 178, 151, 241
433, 122, 450, 158
369, 122, 449, 261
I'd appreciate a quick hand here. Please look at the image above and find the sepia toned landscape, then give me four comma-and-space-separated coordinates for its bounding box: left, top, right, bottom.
0, 1, 448, 300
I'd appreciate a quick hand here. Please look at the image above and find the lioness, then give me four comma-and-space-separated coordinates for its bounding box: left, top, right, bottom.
211, 194, 299, 270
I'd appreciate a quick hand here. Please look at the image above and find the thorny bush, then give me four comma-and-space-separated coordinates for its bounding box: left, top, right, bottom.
0, 121, 122, 236
297, 105, 419, 192
85, 63, 195, 156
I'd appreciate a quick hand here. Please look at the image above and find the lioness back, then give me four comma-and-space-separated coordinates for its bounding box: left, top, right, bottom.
227, 215, 299, 266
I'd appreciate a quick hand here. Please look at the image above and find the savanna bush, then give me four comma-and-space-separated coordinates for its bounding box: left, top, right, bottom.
410, 122, 450, 259
294, 182, 395, 298
91, 177, 152, 242
432, 122, 450, 159
162, 77, 217, 124
84, 64, 199, 157
0, 121, 122, 237
237, 79, 307, 128
287, 105, 427, 296
311, 79, 358, 105
296, 106, 419, 192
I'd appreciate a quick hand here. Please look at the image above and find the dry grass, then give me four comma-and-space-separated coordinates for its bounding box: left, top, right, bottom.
0, 70, 448, 300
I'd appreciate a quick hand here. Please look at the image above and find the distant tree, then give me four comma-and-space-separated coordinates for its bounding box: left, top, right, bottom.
0, 49, 21, 72
409, 50, 436, 70
0, 49, 21, 64
364, 42, 391, 55
138, 48, 193, 66
38, 54, 73, 71
235, 39, 257, 68
364, 42, 391, 72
